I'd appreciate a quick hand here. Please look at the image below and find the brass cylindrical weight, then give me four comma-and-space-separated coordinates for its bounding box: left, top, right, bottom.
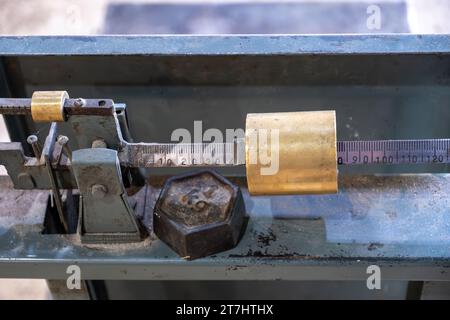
245, 110, 338, 195
31, 91, 68, 122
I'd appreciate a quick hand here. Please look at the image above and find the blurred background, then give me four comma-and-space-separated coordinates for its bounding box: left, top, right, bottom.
1, 0, 450, 35
0, 0, 449, 299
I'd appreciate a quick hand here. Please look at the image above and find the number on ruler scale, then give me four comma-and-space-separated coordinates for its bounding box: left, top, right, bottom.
336, 139, 450, 165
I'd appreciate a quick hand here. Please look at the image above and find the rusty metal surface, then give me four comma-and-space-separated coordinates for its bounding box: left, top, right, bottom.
0, 98, 31, 115
0, 174, 449, 280
0, 98, 115, 117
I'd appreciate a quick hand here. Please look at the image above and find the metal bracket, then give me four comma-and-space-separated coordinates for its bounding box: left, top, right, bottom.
72, 148, 143, 244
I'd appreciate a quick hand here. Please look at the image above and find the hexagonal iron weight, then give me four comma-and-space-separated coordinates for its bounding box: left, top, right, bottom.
154, 170, 247, 260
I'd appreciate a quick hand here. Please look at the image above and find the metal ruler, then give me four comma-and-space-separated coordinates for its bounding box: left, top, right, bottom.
123, 141, 246, 167
122, 138, 450, 167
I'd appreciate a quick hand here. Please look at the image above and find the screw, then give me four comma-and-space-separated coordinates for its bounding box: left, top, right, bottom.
91, 139, 107, 148
91, 184, 107, 199
73, 98, 86, 108
57, 135, 72, 159
27, 135, 41, 159
57, 135, 69, 145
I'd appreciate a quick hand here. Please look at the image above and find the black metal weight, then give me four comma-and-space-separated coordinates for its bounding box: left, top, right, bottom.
153, 170, 246, 260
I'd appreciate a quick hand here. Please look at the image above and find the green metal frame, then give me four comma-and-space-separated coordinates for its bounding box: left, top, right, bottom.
0, 35, 449, 282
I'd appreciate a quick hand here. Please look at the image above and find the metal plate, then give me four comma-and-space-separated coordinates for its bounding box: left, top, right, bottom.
0, 174, 449, 280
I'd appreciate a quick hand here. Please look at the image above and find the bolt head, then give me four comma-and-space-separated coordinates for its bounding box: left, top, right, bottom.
91, 184, 107, 199
73, 98, 86, 108
57, 135, 69, 145
26, 135, 38, 145
91, 139, 107, 149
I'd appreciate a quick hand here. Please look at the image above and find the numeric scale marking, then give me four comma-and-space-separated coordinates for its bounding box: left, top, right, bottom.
337, 139, 450, 165
124, 140, 246, 167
